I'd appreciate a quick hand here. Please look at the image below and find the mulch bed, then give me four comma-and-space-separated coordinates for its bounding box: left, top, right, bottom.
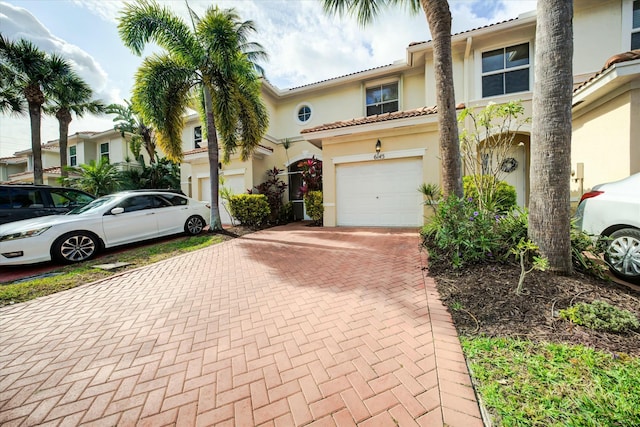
429, 262, 640, 356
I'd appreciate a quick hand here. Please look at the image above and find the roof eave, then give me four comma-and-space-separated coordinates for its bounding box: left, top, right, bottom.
573, 59, 640, 110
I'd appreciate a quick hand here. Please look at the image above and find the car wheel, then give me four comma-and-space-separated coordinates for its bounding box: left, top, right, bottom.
604, 228, 640, 282
52, 231, 99, 263
185, 215, 205, 235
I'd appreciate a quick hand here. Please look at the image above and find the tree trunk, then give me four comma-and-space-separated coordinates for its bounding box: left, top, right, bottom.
529, 0, 574, 274
28, 100, 44, 185
421, 0, 463, 198
204, 85, 223, 231
57, 109, 72, 180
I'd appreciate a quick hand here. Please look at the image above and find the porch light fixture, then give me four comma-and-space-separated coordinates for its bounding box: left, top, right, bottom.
373, 139, 384, 160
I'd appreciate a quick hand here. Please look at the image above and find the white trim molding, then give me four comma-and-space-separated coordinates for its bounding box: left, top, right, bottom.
221, 168, 246, 176
332, 148, 426, 165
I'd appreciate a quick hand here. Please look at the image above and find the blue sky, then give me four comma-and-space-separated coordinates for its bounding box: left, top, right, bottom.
0, 0, 536, 157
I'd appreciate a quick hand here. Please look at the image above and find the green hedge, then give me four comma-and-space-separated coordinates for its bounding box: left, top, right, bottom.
228, 194, 270, 228
304, 191, 323, 225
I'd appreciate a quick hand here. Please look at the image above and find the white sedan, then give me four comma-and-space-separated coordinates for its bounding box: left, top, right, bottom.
575, 173, 640, 282
0, 190, 210, 266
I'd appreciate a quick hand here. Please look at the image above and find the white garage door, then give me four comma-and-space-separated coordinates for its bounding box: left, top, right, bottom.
200, 174, 245, 225
336, 158, 423, 227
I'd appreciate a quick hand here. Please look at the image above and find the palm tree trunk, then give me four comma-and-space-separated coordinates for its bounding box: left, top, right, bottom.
421, 0, 463, 198
529, 0, 573, 274
204, 85, 223, 231
57, 110, 72, 180
28, 100, 44, 185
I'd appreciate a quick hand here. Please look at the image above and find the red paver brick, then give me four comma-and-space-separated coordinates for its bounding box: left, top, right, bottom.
0, 224, 480, 426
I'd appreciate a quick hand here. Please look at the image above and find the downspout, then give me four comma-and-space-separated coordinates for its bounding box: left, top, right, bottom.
463, 36, 473, 107
462, 36, 473, 177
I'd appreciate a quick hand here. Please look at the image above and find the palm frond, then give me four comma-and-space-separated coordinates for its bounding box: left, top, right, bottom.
132, 53, 194, 161
118, 0, 202, 63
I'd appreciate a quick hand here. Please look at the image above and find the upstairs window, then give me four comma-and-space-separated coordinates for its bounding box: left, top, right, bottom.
100, 142, 109, 163
633, 0, 640, 50
194, 126, 202, 149
69, 146, 77, 166
297, 105, 312, 123
366, 82, 399, 116
482, 43, 530, 97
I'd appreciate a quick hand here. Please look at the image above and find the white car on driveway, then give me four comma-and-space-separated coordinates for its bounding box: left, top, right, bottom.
575, 173, 640, 282
0, 190, 210, 266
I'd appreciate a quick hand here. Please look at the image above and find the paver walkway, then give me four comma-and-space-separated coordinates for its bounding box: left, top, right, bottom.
0, 223, 483, 426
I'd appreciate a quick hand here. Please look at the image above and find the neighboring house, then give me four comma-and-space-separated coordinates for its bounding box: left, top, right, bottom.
0, 156, 28, 183
3, 129, 156, 185
181, 0, 639, 227
7, 143, 62, 185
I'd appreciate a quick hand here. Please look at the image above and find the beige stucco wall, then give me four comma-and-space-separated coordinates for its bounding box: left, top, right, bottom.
572, 91, 632, 195
319, 122, 439, 227
574, 0, 625, 77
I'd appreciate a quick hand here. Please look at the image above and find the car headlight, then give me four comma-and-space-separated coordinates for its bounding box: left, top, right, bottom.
0, 227, 51, 242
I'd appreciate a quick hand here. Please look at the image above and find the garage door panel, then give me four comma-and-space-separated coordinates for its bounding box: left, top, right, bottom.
336, 158, 423, 227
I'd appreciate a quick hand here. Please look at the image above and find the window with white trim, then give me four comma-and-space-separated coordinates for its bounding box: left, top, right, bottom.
100, 142, 109, 163
194, 126, 202, 148
366, 82, 399, 116
297, 105, 311, 123
481, 43, 530, 98
69, 146, 77, 167
632, 0, 640, 50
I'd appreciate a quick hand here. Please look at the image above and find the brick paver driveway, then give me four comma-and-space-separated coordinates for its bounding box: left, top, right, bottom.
0, 223, 482, 426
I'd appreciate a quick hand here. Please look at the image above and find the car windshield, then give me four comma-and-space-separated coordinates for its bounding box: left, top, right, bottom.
67, 196, 116, 215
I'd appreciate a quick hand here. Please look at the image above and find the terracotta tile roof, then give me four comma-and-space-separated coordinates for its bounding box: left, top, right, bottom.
300, 104, 465, 134
183, 147, 208, 156
8, 166, 62, 179
182, 144, 274, 156
287, 64, 395, 91
409, 17, 521, 48
0, 156, 25, 162
574, 49, 640, 92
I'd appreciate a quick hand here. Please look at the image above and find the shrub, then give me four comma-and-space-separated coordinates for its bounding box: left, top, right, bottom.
278, 201, 294, 224
570, 225, 609, 280
421, 195, 503, 268
463, 175, 517, 213
228, 194, 270, 228
254, 167, 288, 225
304, 191, 323, 225
559, 300, 640, 333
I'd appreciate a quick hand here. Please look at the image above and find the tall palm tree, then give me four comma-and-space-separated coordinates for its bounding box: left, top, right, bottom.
118, 0, 269, 231
529, 0, 574, 274
0, 35, 72, 184
322, 0, 463, 198
45, 71, 105, 179
105, 99, 157, 164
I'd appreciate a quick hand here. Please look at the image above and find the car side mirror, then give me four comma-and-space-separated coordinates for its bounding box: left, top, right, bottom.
110, 207, 125, 215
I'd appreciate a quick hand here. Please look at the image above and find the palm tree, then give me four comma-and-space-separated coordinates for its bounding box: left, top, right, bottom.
528, 0, 574, 274
0, 35, 72, 184
61, 159, 122, 196
118, 1, 269, 231
105, 99, 157, 164
0, 63, 25, 114
45, 71, 105, 179
322, 0, 463, 198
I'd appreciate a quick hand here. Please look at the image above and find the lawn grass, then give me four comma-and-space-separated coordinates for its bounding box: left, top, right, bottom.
461, 336, 640, 427
0, 233, 224, 306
